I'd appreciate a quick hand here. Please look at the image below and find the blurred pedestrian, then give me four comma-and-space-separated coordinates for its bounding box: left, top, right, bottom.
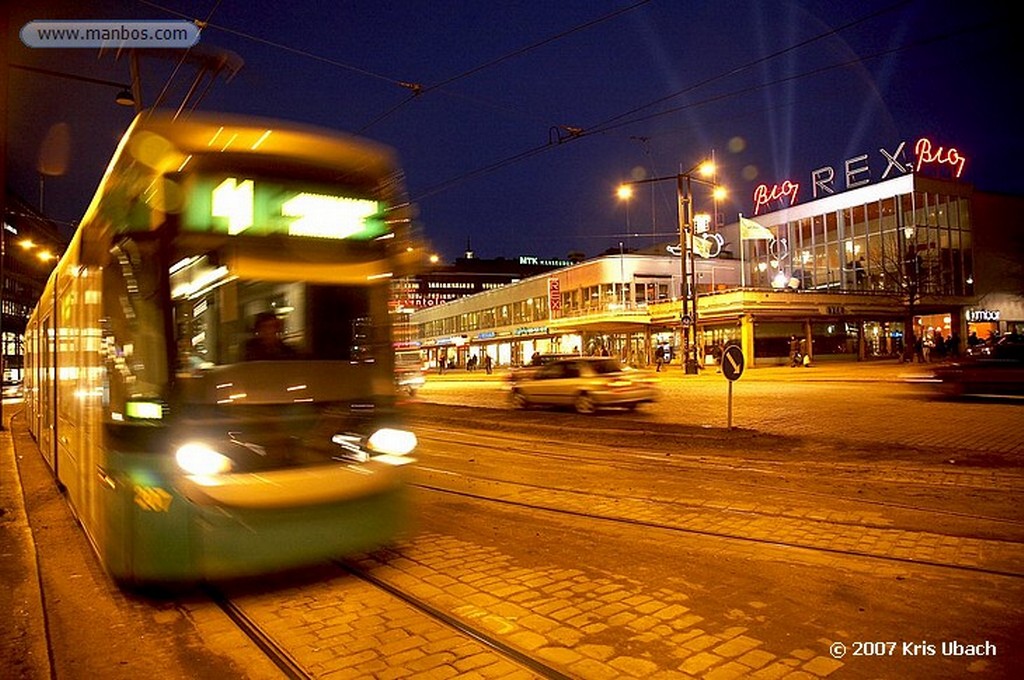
788, 336, 801, 367
947, 332, 960, 358
654, 344, 665, 372
484, 354, 493, 374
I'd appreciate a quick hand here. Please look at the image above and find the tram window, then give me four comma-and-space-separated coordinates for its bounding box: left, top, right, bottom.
171, 265, 386, 368
103, 238, 169, 403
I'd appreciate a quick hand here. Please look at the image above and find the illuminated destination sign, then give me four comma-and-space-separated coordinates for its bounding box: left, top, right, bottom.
752, 137, 968, 215
185, 176, 387, 239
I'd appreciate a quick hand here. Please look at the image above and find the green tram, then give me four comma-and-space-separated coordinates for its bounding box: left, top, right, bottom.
24, 111, 423, 585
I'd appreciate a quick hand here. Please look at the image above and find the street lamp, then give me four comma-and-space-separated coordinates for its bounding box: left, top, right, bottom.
618, 159, 724, 374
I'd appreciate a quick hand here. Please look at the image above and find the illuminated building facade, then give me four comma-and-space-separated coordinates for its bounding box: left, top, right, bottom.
395, 253, 576, 312
2, 193, 65, 382
412, 170, 1021, 369
412, 253, 739, 369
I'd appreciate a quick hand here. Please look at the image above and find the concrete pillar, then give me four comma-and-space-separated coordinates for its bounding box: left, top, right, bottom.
740, 314, 756, 367
803, 318, 813, 362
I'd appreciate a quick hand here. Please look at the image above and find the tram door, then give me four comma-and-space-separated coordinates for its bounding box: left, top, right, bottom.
38, 315, 56, 471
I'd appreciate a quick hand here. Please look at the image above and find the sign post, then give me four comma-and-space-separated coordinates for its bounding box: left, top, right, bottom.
720, 345, 744, 430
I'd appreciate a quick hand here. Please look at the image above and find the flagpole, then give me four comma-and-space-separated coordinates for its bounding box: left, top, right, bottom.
739, 213, 746, 288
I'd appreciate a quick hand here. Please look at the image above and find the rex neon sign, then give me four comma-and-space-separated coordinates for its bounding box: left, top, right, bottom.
751, 137, 967, 215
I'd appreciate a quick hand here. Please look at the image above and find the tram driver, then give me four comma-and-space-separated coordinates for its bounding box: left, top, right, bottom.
245, 311, 297, 360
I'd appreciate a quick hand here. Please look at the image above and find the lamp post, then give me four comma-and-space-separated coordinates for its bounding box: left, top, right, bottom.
619, 160, 722, 375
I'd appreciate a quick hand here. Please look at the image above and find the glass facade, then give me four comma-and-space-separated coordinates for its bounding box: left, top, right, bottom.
748, 181, 974, 298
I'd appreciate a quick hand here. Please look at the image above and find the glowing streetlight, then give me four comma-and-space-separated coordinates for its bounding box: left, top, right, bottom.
617, 158, 726, 374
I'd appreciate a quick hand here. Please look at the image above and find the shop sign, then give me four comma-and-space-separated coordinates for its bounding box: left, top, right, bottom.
437, 335, 468, 346
752, 137, 968, 215
515, 326, 548, 336
966, 309, 1000, 322
548, 277, 562, 312
476, 331, 496, 339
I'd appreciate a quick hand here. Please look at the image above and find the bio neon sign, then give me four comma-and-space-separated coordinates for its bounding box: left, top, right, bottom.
751, 137, 968, 215
914, 138, 966, 178
752, 180, 800, 216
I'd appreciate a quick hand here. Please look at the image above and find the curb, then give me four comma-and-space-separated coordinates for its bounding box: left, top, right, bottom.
0, 413, 53, 680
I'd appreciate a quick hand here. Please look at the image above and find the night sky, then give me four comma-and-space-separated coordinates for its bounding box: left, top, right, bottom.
6, 1, 1020, 261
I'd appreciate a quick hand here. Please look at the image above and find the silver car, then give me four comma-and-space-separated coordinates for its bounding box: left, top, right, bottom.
509, 357, 659, 414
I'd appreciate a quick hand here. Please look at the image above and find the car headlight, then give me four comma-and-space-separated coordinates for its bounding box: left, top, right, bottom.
175, 442, 233, 476
367, 428, 418, 456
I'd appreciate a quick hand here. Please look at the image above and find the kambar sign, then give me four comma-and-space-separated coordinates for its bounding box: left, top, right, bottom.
752, 137, 968, 215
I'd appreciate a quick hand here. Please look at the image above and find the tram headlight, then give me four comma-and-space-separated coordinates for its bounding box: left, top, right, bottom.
366, 428, 417, 457
175, 442, 234, 476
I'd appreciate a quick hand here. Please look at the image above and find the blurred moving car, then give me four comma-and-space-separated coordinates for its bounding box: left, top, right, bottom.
395, 350, 426, 395
509, 357, 659, 414
2, 380, 23, 400
931, 335, 1024, 397
507, 353, 580, 383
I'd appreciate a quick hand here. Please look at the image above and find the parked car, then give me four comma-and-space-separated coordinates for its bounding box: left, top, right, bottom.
508, 357, 659, 414
931, 336, 1024, 397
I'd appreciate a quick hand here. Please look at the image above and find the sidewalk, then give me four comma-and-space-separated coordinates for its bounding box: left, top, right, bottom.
0, 408, 51, 680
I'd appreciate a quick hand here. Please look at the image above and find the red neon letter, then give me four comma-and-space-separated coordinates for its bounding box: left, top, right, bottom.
915, 138, 966, 178
752, 180, 800, 215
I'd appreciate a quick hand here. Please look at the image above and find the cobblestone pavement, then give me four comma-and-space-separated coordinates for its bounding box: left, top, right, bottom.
4, 357, 1021, 679
419, 360, 1024, 457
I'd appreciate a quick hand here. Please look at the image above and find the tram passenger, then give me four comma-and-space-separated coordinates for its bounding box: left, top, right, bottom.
245, 311, 297, 360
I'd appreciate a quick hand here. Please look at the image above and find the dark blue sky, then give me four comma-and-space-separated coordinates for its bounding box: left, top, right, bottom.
7, 1, 1020, 261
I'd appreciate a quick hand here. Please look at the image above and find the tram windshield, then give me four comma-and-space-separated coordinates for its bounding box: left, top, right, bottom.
170, 249, 390, 372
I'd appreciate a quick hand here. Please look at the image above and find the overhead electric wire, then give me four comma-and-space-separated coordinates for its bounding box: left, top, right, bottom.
360, 0, 653, 131
593, 1, 910, 133
142, 0, 651, 135
137, 0, 996, 209
138, 0, 409, 87
411, 15, 1000, 203
146, 0, 224, 116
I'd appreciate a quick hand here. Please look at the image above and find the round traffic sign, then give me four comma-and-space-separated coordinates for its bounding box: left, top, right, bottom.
721, 345, 744, 381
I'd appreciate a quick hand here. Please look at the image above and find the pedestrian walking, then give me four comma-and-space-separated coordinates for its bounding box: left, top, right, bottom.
788, 336, 801, 367
654, 344, 665, 372
484, 354, 493, 374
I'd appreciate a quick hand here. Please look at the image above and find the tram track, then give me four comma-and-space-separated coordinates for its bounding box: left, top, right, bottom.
411, 476, 1024, 580
404, 424, 1024, 578
412, 425, 1024, 529
204, 562, 566, 679
207, 586, 313, 680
